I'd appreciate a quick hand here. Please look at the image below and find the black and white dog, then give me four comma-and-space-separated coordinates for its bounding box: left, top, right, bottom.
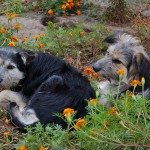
0, 47, 95, 131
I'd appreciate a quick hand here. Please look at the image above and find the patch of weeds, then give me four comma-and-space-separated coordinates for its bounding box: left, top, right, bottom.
43, 0, 82, 16
131, 12, 150, 50
132, 12, 150, 37
81, 1, 107, 23
0, 0, 27, 14
15, 91, 150, 149
104, 0, 133, 24
0, 13, 110, 67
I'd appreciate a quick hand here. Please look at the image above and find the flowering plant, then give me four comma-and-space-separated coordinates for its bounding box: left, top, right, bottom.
43, 0, 82, 17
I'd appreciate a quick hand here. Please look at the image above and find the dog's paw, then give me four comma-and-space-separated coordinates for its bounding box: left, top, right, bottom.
0, 90, 10, 103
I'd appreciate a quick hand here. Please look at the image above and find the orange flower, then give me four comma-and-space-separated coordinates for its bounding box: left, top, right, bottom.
63, 108, 75, 119
10, 36, 18, 42
48, 9, 53, 15
130, 80, 142, 87
34, 35, 39, 40
84, 68, 93, 74
108, 107, 117, 115
70, 2, 74, 7
9, 41, 15, 47
117, 70, 125, 75
129, 92, 134, 97
63, 13, 67, 17
80, 31, 86, 36
74, 119, 86, 130
66, 4, 72, 10
68, 6, 72, 10
76, 10, 81, 15
90, 130, 99, 135
40, 33, 45, 37
69, 32, 73, 36
92, 72, 99, 78
66, 3, 70, 7
14, 24, 22, 29
61, 4, 67, 9
22, 37, 27, 42
39, 146, 45, 150
38, 43, 44, 48
67, 0, 73, 2
3, 132, 9, 136
76, 1, 80, 6
105, 121, 110, 126
90, 99, 98, 104
17, 145, 27, 150
6, 13, 17, 19
0, 28, 6, 34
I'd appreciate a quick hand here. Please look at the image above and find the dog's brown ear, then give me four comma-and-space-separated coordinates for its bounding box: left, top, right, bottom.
133, 52, 149, 75
17, 51, 36, 65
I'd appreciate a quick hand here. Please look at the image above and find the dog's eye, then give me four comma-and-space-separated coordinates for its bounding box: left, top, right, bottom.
112, 59, 122, 64
7, 65, 15, 70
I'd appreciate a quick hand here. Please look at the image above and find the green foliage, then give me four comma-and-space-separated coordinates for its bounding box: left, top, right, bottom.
38, 0, 82, 16
1, 0, 26, 14
0, 0, 84, 16
0, 18, 108, 61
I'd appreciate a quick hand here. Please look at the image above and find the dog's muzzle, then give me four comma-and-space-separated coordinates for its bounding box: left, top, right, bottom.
93, 58, 111, 72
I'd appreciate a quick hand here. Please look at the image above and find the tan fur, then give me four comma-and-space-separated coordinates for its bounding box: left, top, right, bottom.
93, 32, 150, 108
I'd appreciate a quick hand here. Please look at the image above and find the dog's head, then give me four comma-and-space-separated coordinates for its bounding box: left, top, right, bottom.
93, 32, 150, 85
0, 47, 35, 89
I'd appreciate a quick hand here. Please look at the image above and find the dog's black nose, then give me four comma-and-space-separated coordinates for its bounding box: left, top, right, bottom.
0, 79, 2, 83
93, 66, 99, 72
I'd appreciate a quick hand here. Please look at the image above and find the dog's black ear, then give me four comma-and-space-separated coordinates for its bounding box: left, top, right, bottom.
104, 32, 130, 44
104, 34, 117, 44
17, 51, 36, 65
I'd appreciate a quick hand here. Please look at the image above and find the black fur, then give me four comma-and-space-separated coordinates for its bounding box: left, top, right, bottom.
129, 53, 150, 95
103, 34, 117, 44
104, 32, 129, 44
5, 48, 95, 130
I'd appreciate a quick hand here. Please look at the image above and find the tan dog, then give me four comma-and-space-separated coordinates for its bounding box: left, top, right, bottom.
93, 32, 150, 108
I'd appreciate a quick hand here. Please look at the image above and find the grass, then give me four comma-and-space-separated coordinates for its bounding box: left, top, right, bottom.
0, 0, 150, 150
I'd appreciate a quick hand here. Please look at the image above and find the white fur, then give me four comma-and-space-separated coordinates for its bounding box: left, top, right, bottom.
0, 90, 39, 125
98, 81, 113, 108
118, 33, 141, 45
12, 107, 39, 125
0, 90, 26, 112
0, 58, 24, 89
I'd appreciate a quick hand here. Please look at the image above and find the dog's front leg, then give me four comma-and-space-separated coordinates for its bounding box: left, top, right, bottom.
0, 90, 26, 111
98, 80, 113, 109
